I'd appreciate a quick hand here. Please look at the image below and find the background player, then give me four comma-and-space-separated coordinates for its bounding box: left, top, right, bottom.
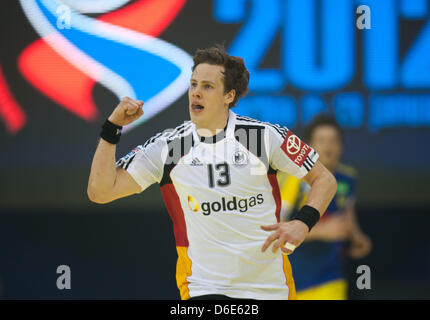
278, 115, 372, 300
87, 46, 337, 299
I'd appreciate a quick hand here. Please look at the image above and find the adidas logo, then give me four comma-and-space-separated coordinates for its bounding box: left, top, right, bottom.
190, 157, 203, 166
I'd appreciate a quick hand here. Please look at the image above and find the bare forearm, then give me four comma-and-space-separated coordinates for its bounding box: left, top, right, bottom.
305, 169, 337, 217
87, 138, 117, 200
303, 216, 348, 242
303, 223, 326, 241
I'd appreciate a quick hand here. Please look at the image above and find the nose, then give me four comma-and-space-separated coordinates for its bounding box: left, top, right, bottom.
191, 85, 202, 99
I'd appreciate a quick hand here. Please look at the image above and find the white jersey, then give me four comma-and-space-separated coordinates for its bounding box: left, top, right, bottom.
116, 110, 319, 300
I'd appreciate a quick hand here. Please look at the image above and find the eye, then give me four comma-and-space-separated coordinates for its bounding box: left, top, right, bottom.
190, 82, 197, 87
205, 84, 212, 89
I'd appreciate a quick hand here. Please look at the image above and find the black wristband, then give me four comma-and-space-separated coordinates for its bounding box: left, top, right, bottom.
100, 119, 122, 144
292, 205, 320, 231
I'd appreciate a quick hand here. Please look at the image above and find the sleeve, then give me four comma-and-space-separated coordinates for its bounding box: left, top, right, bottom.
115, 137, 167, 193
266, 125, 319, 179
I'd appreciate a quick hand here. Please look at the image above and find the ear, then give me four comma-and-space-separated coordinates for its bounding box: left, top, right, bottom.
224, 89, 236, 106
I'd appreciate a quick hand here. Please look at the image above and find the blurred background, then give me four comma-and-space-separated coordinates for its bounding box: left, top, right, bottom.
0, 0, 429, 299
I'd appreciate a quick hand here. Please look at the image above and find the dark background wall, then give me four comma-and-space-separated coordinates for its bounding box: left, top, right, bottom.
1, 0, 430, 299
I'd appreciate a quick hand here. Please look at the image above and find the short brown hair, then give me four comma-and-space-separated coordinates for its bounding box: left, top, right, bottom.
192, 45, 250, 108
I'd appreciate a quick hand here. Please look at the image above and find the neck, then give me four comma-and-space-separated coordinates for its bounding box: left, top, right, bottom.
196, 110, 229, 137
325, 162, 338, 173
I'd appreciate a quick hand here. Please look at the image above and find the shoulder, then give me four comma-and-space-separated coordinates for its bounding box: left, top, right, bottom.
336, 163, 357, 179
336, 164, 358, 189
234, 114, 288, 139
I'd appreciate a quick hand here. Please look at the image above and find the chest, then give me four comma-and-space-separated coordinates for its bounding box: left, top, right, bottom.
327, 178, 353, 213
170, 141, 269, 194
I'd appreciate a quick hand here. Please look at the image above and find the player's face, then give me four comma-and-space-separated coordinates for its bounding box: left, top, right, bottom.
188, 63, 235, 133
310, 125, 342, 171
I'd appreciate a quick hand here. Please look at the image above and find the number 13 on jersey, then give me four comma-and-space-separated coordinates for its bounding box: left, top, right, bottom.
208, 162, 231, 188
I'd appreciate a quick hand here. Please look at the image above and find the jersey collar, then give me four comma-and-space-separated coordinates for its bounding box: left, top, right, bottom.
192, 109, 237, 145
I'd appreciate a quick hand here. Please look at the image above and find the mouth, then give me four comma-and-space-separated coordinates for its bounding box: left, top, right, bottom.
191, 103, 205, 113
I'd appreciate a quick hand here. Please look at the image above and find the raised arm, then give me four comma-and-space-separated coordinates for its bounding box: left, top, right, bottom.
87, 97, 144, 204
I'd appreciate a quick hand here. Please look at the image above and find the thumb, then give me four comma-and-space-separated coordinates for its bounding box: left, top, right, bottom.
131, 107, 144, 120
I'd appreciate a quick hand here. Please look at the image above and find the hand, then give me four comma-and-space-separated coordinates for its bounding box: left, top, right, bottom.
348, 231, 372, 259
261, 220, 309, 255
108, 96, 144, 126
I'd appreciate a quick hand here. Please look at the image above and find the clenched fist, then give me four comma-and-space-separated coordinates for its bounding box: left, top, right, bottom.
108, 96, 144, 126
